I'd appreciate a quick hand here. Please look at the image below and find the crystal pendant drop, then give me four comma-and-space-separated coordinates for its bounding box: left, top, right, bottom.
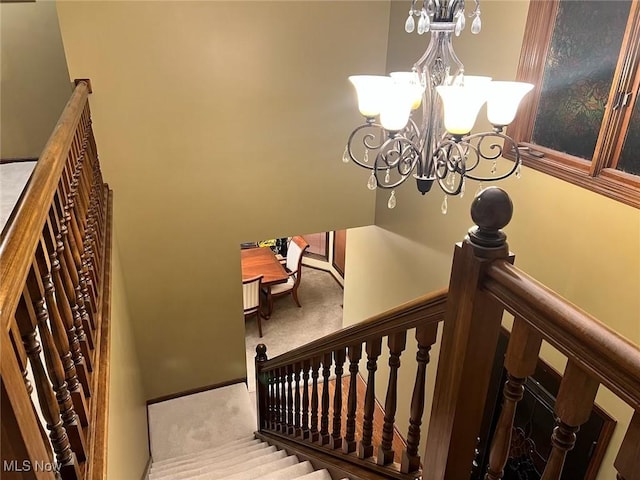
388, 190, 397, 209
516, 163, 522, 179
471, 14, 482, 34
342, 145, 350, 163
384, 168, 390, 184
405, 13, 415, 33
418, 10, 427, 35
475, 182, 484, 197
367, 172, 377, 190
459, 11, 466, 31
455, 13, 463, 36
490, 161, 497, 174
447, 172, 455, 188
460, 179, 466, 198
363, 148, 369, 163
441, 195, 448, 215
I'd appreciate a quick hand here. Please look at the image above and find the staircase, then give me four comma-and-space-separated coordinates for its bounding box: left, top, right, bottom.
147, 383, 346, 480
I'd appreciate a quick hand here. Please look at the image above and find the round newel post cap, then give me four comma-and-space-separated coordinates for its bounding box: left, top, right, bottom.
468, 187, 513, 248
255, 343, 268, 362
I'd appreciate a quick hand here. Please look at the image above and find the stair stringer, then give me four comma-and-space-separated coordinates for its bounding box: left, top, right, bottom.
255, 431, 405, 480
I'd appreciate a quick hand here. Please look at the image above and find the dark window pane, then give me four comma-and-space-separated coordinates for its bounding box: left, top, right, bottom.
531, 0, 631, 161
618, 98, 640, 175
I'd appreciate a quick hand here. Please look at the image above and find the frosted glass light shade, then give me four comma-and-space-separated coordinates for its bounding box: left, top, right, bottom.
379, 81, 415, 131
486, 81, 534, 126
390, 71, 425, 110
349, 75, 391, 118
461, 75, 493, 87
436, 84, 488, 135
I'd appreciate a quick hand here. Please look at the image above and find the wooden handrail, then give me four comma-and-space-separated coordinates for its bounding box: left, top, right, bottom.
262, 288, 447, 370
0, 80, 112, 480
484, 259, 640, 407
0, 81, 90, 330
255, 288, 447, 480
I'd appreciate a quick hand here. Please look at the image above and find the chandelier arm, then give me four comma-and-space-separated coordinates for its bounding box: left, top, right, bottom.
462, 131, 522, 182
372, 136, 422, 189
346, 123, 389, 170
433, 140, 466, 195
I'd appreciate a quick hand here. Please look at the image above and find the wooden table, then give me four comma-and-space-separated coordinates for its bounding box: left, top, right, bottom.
241, 247, 288, 286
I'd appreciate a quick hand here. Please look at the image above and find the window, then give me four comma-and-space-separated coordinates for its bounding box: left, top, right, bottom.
508, 0, 640, 208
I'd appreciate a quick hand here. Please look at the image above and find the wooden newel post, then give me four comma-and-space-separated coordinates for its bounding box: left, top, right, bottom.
423, 187, 514, 480
255, 344, 268, 431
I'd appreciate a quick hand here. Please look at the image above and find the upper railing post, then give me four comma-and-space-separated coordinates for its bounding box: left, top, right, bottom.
255, 344, 268, 431
423, 187, 514, 480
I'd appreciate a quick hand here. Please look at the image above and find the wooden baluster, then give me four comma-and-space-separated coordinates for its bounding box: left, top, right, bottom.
15, 296, 82, 480
273, 368, 282, 430
48, 241, 93, 378
401, 323, 439, 473
310, 357, 321, 442
293, 364, 302, 436
280, 366, 287, 433
287, 365, 295, 435
8, 319, 52, 460
540, 361, 599, 480
485, 318, 542, 480
66, 204, 98, 311
22, 288, 88, 462
53, 200, 95, 346
32, 245, 91, 416
319, 352, 332, 445
330, 348, 346, 450
300, 359, 310, 439
343, 343, 362, 454
44, 211, 93, 376
62, 201, 97, 320
358, 337, 382, 459
54, 199, 95, 351
377, 331, 407, 466
36, 243, 91, 398
255, 344, 268, 430
267, 370, 276, 430
614, 411, 640, 480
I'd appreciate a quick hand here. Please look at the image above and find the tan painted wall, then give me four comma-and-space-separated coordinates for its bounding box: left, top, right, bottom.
343, 1, 640, 478
56, 1, 387, 399
0, 1, 72, 159
107, 226, 149, 479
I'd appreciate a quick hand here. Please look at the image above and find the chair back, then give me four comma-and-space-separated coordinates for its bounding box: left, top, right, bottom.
242, 275, 263, 312
286, 236, 309, 274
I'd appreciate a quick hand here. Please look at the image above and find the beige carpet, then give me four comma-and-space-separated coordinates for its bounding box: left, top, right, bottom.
0, 161, 37, 233
148, 383, 257, 462
244, 266, 343, 392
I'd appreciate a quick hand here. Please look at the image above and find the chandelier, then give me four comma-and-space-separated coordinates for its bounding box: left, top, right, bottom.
342, 0, 533, 212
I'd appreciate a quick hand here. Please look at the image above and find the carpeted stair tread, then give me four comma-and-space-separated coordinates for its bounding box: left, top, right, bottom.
150, 447, 284, 480
253, 460, 315, 480
292, 470, 335, 480
150, 441, 271, 477
152, 436, 258, 468
148, 383, 257, 461
219, 455, 302, 480
179, 454, 300, 480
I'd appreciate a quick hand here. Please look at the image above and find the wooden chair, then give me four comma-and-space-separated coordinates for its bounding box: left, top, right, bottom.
264, 236, 309, 315
243, 275, 264, 337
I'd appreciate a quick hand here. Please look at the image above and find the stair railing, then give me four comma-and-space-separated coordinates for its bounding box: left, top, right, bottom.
255, 186, 640, 480
255, 287, 448, 479
0, 80, 112, 480
421, 187, 640, 480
